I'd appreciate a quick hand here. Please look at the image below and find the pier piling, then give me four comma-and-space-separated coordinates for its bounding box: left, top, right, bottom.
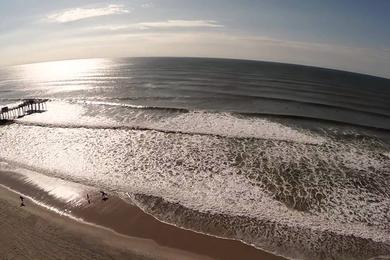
0, 99, 48, 121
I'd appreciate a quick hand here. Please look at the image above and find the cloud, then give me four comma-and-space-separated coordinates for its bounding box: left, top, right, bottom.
141, 3, 154, 8
87, 20, 224, 32
47, 4, 129, 23
136, 20, 224, 29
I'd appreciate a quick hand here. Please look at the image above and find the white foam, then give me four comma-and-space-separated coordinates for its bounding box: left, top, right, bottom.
1, 101, 389, 259
17, 101, 119, 128
17, 101, 325, 144
0, 124, 388, 241
159, 111, 326, 144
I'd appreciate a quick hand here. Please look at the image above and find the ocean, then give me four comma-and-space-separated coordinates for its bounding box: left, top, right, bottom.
0, 57, 389, 259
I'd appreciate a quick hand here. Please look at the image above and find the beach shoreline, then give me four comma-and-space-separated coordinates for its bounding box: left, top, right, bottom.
0, 184, 207, 260
0, 169, 286, 260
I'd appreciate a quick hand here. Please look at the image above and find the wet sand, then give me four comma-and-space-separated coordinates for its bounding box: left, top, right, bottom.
0, 185, 200, 260
0, 170, 286, 260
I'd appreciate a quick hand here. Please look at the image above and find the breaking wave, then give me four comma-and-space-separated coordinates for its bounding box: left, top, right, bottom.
1, 57, 390, 259
0, 100, 389, 259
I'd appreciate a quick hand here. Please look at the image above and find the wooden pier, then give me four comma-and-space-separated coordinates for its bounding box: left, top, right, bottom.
0, 99, 48, 121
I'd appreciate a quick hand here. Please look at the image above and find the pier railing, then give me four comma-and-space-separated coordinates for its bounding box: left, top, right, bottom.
0, 99, 48, 121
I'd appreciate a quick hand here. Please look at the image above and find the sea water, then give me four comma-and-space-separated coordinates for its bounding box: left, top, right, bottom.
0, 57, 389, 259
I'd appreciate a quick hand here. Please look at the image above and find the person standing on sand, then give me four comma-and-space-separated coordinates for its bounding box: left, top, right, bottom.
87, 194, 91, 204
19, 195, 25, 207
100, 191, 108, 201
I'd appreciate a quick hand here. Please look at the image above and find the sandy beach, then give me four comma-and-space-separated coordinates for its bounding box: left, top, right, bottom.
0, 169, 285, 260
0, 186, 168, 260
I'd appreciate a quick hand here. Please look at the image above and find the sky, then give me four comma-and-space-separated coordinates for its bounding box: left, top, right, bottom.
1, 0, 390, 78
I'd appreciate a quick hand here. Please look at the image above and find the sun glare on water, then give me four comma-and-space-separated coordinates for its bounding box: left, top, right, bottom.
10, 59, 114, 122
18, 58, 109, 82
13, 58, 113, 94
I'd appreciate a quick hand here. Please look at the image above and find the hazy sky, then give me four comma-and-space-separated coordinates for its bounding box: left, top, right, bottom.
1, 0, 390, 77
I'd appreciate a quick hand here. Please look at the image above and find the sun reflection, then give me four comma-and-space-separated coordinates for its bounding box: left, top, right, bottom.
18, 58, 110, 83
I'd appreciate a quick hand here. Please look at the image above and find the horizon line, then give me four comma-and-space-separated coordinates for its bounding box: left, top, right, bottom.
2, 55, 390, 80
